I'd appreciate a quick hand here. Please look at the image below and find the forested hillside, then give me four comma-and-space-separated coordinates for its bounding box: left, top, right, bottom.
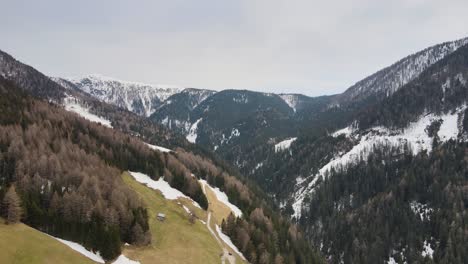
302, 141, 468, 263
286, 42, 468, 263
3, 30, 468, 263
0, 51, 323, 263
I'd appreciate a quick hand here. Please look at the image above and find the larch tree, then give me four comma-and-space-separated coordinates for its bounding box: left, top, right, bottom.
2, 185, 22, 224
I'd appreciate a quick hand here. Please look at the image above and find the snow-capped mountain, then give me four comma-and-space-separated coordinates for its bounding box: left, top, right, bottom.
336, 37, 468, 106
54, 74, 184, 117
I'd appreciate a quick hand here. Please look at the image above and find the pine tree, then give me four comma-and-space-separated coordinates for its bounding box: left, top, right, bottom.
2, 185, 22, 224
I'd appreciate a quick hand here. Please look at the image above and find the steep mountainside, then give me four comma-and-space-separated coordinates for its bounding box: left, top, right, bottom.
0, 51, 322, 264
0, 51, 187, 151
335, 36, 468, 106
55, 74, 184, 116
268, 42, 468, 263
151, 88, 216, 133
0, 50, 64, 100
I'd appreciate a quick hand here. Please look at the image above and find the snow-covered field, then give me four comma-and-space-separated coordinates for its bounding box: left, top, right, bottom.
199, 179, 242, 217
292, 106, 466, 218
129, 171, 201, 208
275, 137, 297, 152
144, 142, 172, 153
63, 96, 112, 128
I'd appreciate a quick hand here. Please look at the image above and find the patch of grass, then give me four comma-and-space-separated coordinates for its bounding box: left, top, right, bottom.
204, 185, 232, 226
122, 172, 223, 264
0, 219, 96, 264
204, 185, 245, 263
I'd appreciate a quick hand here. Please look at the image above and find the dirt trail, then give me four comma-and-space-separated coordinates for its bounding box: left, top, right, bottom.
201, 180, 236, 264
205, 212, 235, 264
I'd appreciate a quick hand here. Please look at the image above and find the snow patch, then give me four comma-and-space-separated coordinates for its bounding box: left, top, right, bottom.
410, 201, 434, 221
292, 174, 321, 219
113, 255, 140, 264
199, 180, 242, 217
215, 225, 246, 260
251, 162, 264, 173
182, 205, 191, 214
144, 142, 172, 153
275, 137, 297, 152
64, 96, 112, 128
279, 94, 299, 112
186, 118, 202, 143
292, 106, 465, 218
387, 256, 397, 264
50, 235, 104, 263
221, 128, 241, 145
422, 240, 434, 259
332, 126, 354, 137
129, 171, 201, 208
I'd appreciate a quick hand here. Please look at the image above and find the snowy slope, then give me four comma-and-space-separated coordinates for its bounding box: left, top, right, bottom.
199, 180, 243, 217
144, 142, 172, 153
63, 96, 113, 128
50, 235, 105, 263
292, 105, 466, 218
275, 137, 297, 152
279, 94, 299, 112
129, 171, 201, 208
215, 225, 247, 260
186, 118, 202, 143
58, 74, 183, 117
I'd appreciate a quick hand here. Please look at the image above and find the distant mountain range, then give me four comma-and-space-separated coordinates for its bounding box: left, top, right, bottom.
3, 35, 468, 263
53, 74, 184, 117
49, 37, 468, 183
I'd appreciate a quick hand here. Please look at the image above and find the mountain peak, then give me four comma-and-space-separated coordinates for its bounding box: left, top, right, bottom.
336, 36, 468, 106
68, 73, 184, 91
56, 74, 185, 117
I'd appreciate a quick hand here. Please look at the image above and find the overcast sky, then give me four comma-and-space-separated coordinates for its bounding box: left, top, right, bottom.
2, 0, 468, 96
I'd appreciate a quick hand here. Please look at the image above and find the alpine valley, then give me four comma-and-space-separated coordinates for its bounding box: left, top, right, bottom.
2, 34, 468, 264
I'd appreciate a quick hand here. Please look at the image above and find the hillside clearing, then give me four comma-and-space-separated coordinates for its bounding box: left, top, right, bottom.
0, 219, 96, 264
122, 172, 221, 264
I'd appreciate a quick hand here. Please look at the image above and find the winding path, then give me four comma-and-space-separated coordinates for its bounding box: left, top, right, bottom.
206, 211, 235, 264
201, 179, 236, 264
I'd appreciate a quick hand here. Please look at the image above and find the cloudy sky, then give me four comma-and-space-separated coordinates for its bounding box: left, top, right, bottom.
2, 0, 468, 96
